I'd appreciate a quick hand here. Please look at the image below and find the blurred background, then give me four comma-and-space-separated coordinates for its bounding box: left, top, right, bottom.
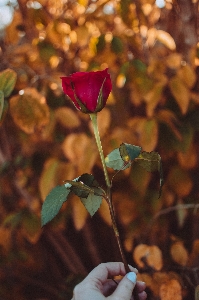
0, 0, 199, 299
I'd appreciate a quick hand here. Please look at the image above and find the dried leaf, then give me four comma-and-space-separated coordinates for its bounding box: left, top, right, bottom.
177, 144, 197, 170
62, 133, 97, 174
9, 88, 50, 134
167, 166, 193, 197
72, 196, 88, 230
157, 109, 182, 141
169, 75, 190, 115
166, 53, 182, 69
127, 117, 158, 152
5, 11, 22, 44
55, 107, 81, 128
159, 279, 182, 300
21, 212, 41, 244
0, 226, 12, 252
98, 199, 112, 226
133, 244, 163, 271
156, 30, 176, 50
188, 239, 199, 267
170, 241, 188, 266
39, 158, 75, 201
144, 80, 167, 117
177, 64, 196, 88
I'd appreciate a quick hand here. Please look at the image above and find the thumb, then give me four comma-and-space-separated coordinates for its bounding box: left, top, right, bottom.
109, 272, 137, 300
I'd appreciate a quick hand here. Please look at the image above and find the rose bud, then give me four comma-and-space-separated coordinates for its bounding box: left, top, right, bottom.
61, 68, 112, 113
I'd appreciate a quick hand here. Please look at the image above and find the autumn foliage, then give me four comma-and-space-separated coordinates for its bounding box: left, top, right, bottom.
0, 0, 199, 299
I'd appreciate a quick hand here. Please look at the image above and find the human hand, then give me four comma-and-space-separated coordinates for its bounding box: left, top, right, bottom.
72, 262, 147, 300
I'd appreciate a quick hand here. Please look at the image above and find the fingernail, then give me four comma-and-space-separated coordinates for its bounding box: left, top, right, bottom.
126, 272, 137, 283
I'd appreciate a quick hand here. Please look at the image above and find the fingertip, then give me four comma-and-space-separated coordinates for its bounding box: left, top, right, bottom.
126, 272, 137, 284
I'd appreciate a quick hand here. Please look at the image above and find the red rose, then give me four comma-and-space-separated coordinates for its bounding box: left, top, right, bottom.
61, 68, 112, 113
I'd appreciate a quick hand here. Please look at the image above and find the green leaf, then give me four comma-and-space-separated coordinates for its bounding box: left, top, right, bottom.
41, 185, 70, 226
119, 143, 141, 162
66, 180, 93, 198
96, 34, 106, 53
105, 148, 130, 170
0, 69, 17, 97
136, 151, 164, 197
0, 91, 4, 121
66, 174, 104, 198
80, 193, 103, 217
111, 36, 123, 54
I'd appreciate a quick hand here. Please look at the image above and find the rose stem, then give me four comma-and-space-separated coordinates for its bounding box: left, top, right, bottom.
89, 113, 129, 272
90, 113, 140, 300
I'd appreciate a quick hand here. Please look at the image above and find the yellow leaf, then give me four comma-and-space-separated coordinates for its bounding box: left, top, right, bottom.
144, 80, 167, 117
170, 241, 188, 266
72, 196, 88, 230
159, 279, 182, 300
169, 75, 190, 115
55, 107, 81, 128
39, 158, 75, 200
188, 239, 199, 267
114, 192, 137, 226
9, 88, 50, 134
98, 199, 112, 226
116, 73, 126, 88
166, 53, 182, 70
177, 144, 197, 170
5, 11, 22, 44
62, 133, 97, 174
133, 244, 163, 271
127, 117, 158, 152
168, 167, 193, 197
177, 64, 196, 88
156, 30, 176, 50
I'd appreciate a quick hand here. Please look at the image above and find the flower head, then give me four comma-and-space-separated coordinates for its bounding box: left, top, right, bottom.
61, 68, 112, 113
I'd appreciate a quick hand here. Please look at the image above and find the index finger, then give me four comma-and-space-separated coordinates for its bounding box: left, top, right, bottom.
85, 262, 138, 284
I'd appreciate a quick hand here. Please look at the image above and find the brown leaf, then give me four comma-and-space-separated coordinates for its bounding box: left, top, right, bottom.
127, 117, 158, 152
167, 166, 193, 197
114, 192, 137, 226
159, 279, 182, 300
144, 79, 167, 117
170, 241, 188, 266
0, 226, 12, 252
98, 199, 112, 226
177, 64, 196, 88
157, 109, 182, 141
177, 144, 197, 170
188, 239, 199, 267
39, 158, 75, 201
9, 88, 50, 134
62, 133, 97, 174
156, 30, 176, 50
166, 53, 182, 70
55, 107, 81, 128
133, 244, 163, 271
169, 75, 190, 115
72, 196, 88, 231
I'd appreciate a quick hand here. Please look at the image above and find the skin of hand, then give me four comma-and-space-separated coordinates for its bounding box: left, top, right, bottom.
71, 262, 147, 300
